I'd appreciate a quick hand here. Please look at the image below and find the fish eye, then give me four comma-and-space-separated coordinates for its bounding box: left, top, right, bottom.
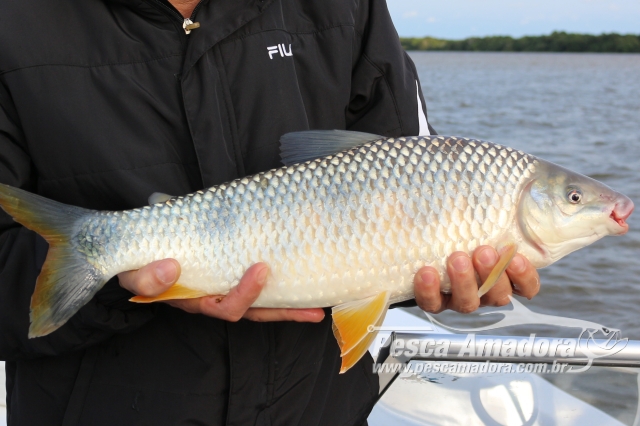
566, 187, 583, 204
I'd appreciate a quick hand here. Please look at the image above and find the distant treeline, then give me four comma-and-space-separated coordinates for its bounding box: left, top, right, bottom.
400, 32, 640, 53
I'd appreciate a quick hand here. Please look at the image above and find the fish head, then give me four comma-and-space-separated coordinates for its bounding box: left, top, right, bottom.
518, 160, 633, 265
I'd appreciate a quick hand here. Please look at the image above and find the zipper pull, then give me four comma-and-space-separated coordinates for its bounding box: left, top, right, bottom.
183, 18, 200, 35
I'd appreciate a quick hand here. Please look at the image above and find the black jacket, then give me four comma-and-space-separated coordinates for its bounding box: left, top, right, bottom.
0, 0, 433, 424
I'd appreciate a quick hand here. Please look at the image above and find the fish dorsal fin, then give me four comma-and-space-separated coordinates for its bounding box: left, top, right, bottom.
331, 291, 390, 373
148, 192, 174, 205
280, 130, 383, 166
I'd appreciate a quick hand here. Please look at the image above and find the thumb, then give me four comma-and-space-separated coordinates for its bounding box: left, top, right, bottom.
118, 259, 181, 297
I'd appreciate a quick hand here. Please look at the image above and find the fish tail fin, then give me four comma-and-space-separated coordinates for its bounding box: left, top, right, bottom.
0, 183, 106, 338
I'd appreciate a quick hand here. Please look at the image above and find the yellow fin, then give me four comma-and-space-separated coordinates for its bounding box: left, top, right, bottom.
129, 284, 208, 303
332, 291, 390, 373
338, 302, 388, 374
477, 243, 518, 297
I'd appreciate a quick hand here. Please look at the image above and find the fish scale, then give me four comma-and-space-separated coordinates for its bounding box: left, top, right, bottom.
76, 136, 536, 307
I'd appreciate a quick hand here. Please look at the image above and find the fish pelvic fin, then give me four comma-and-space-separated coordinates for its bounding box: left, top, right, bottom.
0, 183, 105, 338
477, 242, 518, 298
331, 291, 390, 374
129, 284, 208, 303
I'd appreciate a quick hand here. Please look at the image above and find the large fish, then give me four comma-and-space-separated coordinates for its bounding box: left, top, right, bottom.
0, 131, 633, 372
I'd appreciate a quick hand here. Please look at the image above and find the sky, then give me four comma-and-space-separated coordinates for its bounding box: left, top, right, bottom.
387, 0, 640, 39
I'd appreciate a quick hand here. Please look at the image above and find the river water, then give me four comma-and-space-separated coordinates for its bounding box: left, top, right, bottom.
411, 51, 640, 424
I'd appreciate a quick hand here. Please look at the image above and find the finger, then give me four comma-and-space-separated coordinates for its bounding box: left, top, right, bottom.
198, 263, 269, 321
447, 252, 480, 313
473, 246, 512, 307
506, 254, 540, 300
244, 308, 325, 322
118, 259, 180, 297
414, 267, 445, 313
164, 297, 204, 314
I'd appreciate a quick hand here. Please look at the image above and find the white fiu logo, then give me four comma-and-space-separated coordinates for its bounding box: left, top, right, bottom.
267, 44, 293, 59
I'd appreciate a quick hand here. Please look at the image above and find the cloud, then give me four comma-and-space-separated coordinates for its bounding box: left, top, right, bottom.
403, 10, 418, 18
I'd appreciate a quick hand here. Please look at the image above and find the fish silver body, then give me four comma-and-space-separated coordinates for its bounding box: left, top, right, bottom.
75, 135, 631, 307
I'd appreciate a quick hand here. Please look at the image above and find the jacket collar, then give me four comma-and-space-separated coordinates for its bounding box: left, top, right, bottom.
105, 0, 275, 74
181, 0, 274, 74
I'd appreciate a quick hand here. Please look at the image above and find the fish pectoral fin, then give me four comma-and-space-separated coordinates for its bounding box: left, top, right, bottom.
477, 242, 518, 297
129, 284, 208, 303
332, 291, 390, 374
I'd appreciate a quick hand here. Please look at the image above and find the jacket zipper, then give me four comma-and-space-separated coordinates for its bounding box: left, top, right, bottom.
150, 0, 203, 35
186, 1, 204, 33
182, 18, 200, 34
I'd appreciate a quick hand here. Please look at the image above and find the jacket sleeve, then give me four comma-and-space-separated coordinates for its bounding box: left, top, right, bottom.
346, 0, 437, 137
0, 82, 156, 361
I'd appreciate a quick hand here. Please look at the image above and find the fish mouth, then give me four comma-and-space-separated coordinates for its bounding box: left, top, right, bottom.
609, 198, 634, 235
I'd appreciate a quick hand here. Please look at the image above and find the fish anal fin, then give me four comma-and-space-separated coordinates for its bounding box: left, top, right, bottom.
339, 302, 388, 374
332, 291, 390, 373
130, 284, 208, 303
478, 243, 518, 297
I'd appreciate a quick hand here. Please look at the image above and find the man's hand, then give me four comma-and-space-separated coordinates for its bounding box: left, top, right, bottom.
414, 246, 540, 314
118, 261, 325, 323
